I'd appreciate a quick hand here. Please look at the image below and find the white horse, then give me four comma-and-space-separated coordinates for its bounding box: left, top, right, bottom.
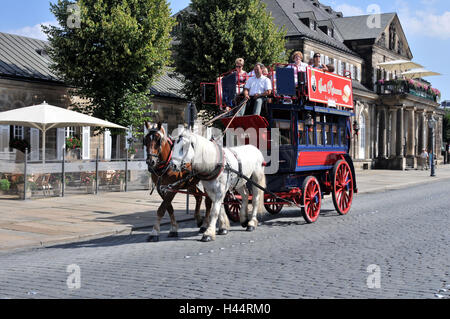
171, 129, 266, 242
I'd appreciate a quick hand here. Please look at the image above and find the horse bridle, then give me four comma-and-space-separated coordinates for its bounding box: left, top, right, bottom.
145, 131, 173, 176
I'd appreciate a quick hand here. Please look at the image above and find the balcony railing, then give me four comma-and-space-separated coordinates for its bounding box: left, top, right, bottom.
377, 80, 440, 103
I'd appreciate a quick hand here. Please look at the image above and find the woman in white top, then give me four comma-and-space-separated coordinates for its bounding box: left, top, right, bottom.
288, 51, 309, 85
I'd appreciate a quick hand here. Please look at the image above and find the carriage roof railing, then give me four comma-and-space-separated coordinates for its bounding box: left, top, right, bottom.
200, 63, 354, 111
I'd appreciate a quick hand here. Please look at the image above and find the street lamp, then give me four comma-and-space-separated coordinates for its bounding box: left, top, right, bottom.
428, 116, 437, 177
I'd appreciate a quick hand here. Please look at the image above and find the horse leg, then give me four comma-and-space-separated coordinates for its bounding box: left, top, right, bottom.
247, 168, 266, 232
166, 201, 179, 238
201, 200, 222, 242
217, 206, 230, 236
191, 186, 204, 228
148, 197, 170, 242
236, 186, 249, 228
200, 196, 212, 234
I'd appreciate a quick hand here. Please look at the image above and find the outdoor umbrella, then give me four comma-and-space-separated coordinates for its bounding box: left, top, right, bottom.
401, 68, 441, 79
0, 102, 126, 163
378, 60, 423, 73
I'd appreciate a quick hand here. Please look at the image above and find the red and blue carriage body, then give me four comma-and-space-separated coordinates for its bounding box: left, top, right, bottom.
202, 64, 357, 223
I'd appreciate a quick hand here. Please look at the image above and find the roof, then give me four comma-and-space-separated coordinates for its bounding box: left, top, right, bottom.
352, 79, 372, 93
332, 13, 396, 41
0, 32, 58, 82
262, 0, 359, 57
0, 32, 186, 99
150, 69, 186, 100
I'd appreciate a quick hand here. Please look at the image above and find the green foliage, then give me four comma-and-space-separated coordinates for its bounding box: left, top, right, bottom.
0, 179, 10, 191
43, 0, 174, 134
65, 136, 82, 149
173, 0, 287, 120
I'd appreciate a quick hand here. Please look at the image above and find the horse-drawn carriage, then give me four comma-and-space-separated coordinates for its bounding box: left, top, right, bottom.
202, 63, 358, 224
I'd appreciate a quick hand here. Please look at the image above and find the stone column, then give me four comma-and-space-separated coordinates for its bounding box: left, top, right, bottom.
407, 108, 416, 157
396, 107, 404, 157
389, 108, 397, 158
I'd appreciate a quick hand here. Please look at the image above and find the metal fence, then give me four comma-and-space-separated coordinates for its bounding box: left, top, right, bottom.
0, 149, 150, 200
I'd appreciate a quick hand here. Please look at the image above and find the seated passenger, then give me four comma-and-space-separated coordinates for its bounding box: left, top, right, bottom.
312, 53, 329, 71
287, 51, 308, 85
238, 63, 272, 116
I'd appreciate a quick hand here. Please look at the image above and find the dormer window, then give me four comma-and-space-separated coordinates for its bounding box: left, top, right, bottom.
310, 20, 317, 31
328, 28, 334, 38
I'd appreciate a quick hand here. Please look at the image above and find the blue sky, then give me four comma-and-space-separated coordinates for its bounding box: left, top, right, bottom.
0, 0, 448, 100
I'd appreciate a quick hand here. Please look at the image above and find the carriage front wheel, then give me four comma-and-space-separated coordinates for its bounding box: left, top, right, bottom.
223, 192, 241, 223
301, 176, 321, 223
331, 159, 354, 215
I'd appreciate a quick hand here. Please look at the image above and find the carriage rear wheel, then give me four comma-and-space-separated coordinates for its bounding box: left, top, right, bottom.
301, 176, 321, 223
223, 192, 241, 223
264, 196, 283, 215
331, 159, 354, 215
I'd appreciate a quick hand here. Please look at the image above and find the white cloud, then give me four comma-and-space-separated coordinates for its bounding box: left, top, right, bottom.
396, 0, 450, 40
6, 21, 58, 41
335, 4, 365, 17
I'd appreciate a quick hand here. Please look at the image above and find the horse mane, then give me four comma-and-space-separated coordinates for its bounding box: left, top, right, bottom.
186, 131, 219, 174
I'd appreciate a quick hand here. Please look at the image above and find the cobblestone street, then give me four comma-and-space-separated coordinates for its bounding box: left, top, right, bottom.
0, 179, 449, 299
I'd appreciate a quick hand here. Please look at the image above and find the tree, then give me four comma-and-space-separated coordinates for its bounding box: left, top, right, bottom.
173, 0, 287, 120
43, 0, 174, 151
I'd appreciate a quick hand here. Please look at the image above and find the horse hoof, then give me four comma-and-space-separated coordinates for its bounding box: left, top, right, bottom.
199, 227, 207, 234
147, 235, 159, 242
218, 229, 228, 236
241, 221, 248, 228
168, 232, 178, 238
246, 226, 255, 232
201, 235, 213, 242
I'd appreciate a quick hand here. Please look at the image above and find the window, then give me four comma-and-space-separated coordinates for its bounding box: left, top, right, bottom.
65, 127, 75, 138
315, 115, 325, 146
13, 126, 24, 139
325, 124, 332, 145
298, 122, 306, 145
328, 28, 334, 38
272, 110, 291, 145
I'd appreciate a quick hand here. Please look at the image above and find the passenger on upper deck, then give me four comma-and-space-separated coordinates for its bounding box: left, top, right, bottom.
234, 58, 248, 94
238, 63, 272, 116
287, 51, 308, 85
312, 53, 329, 71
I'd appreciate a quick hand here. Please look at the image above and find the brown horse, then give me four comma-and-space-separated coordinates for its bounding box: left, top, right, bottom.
143, 122, 212, 242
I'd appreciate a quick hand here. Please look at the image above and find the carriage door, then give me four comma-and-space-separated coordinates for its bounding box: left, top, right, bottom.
271, 109, 295, 172
359, 114, 366, 159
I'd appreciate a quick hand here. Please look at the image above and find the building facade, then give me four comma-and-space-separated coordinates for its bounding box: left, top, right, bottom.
0, 32, 187, 161
262, 0, 444, 169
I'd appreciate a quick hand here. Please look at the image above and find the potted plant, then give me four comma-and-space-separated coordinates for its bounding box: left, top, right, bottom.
65, 136, 82, 160
0, 179, 10, 195
111, 171, 126, 191
81, 173, 96, 194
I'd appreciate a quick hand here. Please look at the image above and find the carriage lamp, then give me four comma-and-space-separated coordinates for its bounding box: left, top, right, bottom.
353, 120, 360, 136
305, 113, 314, 127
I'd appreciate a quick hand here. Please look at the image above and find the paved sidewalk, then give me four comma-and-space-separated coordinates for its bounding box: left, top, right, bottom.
1, 165, 450, 252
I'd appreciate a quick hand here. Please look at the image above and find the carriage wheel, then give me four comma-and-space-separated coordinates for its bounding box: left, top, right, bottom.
332, 160, 354, 215
301, 176, 321, 223
223, 192, 241, 223
264, 196, 283, 215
